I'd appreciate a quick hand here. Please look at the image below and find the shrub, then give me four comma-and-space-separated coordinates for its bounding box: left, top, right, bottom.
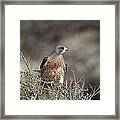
20, 52, 100, 100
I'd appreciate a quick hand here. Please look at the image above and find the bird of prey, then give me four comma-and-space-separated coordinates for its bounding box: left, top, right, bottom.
39, 46, 68, 85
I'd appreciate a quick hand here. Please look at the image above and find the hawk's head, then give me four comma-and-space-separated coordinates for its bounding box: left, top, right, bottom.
54, 46, 68, 55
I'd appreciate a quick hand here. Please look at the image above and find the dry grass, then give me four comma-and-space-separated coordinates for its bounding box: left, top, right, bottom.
20, 52, 100, 100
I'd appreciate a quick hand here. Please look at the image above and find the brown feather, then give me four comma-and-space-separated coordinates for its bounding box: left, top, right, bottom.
40, 53, 65, 83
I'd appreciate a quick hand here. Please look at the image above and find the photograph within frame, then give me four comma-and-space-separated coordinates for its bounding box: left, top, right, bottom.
20, 20, 100, 100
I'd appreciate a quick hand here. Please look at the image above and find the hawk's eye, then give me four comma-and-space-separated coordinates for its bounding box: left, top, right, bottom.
56, 46, 66, 54
59, 47, 64, 51
59, 47, 64, 53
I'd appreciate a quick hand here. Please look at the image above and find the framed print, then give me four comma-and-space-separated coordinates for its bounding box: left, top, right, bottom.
0, 0, 119, 119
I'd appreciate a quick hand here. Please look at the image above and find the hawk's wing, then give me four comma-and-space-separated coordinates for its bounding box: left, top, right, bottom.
33, 56, 48, 73
40, 56, 48, 69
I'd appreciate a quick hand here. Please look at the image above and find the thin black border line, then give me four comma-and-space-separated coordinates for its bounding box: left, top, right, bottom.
1, 0, 119, 119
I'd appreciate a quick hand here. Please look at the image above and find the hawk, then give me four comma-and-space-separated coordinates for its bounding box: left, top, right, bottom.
38, 46, 68, 84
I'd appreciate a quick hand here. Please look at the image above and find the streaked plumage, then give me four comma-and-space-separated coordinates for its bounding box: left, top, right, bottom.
40, 46, 68, 84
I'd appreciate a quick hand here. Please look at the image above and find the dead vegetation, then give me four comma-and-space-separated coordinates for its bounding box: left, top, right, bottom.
20, 52, 100, 100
